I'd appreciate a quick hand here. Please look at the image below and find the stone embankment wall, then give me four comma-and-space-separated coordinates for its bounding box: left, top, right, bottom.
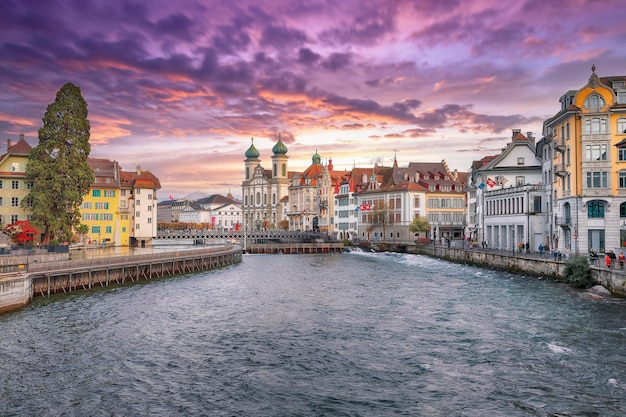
371, 243, 626, 298
0, 273, 32, 313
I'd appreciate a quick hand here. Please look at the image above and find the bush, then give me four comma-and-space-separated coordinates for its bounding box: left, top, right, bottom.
563, 256, 594, 289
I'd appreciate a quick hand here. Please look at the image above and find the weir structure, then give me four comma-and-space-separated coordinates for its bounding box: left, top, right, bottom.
0, 245, 242, 313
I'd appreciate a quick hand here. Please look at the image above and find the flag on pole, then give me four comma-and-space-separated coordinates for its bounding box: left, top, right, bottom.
477, 183, 486, 190
486, 178, 496, 188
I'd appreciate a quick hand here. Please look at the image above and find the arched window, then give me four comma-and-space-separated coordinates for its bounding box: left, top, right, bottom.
584, 94, 605, 111
273, 163, 277, 177
246, 167, 250, 180
244, 195, 248, 206
620, 202, 626, 218
587, 200, 605, 218
272, 193, 276, 204
256, 192, 261, 205
263, 193, 267, 204
563, 202, 571, 223
282, 164, 286, 176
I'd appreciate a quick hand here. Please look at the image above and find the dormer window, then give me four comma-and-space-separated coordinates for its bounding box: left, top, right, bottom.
517, 157, 525, 165
584, 94, 605, 111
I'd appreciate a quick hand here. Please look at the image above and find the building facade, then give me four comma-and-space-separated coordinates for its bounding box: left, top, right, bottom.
121, 166, 161, 246
546, 66, 626, 255
0, 135, 33, 226
81, 158, 127, 246
241, 136, 290, 231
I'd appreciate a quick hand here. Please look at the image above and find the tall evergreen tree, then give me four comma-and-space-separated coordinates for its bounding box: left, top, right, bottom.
23, 83, 94, 245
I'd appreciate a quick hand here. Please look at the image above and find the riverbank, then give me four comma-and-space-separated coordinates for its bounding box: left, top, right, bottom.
0, 244, 242, 314
368, 242, 626, 297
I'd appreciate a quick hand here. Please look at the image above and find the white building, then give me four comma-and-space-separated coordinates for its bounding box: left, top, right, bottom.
120, 166, 161, 247
474, 130, 544, 251
241, 136, 290, 231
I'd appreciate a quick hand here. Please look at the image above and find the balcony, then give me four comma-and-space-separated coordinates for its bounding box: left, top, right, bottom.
555, 170, 569, 178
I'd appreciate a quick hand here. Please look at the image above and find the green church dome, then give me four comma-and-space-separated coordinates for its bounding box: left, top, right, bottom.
272, 135, 288, 155
245, 138, 260, 159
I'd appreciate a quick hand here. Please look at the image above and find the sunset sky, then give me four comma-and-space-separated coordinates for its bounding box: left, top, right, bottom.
2, 0, 626, 200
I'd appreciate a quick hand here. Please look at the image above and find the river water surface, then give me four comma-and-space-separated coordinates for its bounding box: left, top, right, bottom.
1, 251, 626, 416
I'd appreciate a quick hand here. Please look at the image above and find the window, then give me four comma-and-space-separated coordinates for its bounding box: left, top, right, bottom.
585, 118, 607, 134
587, 200, 605, 218
11, 197, 18, 207
620, 172, 626, 188
95, 202, 109, 210
618, 118, 626, 134
105, 226, 112, 233
148, 205, 152, 212
585, 144, 607, 161
0, 197, 2, 206
0, 180, 3, 188
101, 214, 113, 221
82, 202, 92, 209
584, 94, 605, 111
121, 190, 126, 196
92, 189, 101, 197
282, 164, 286, 176
11, 180, 18, 189
621, 202, 626, 218
564, 202, 571, 223
136, 211, 140, 217
135, 224, 140, 230
256, 192, 261, 205
136, 189, 141, 195
533, 196, 542, 213
148, 218, 152, 224
517, 157, 524, 165
136, 200, 140, 206
11, 215, 18, 223
122, 227, 126, 233
104, 190, 116, 197
414, 197, 420, 208
92, 226, 101, 234
619, 92, 626, 105
620, 147, 626, 162
147, 194, 152, 200
516, 176, 525, 186
586, 171, 608, 188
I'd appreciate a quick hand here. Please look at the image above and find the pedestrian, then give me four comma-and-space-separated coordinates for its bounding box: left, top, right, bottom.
605, 253, 612, 269
619, 251, 625, 270
539, 243, 544, 258
564, 246, 570, 260
609, 250, 617, 269
525, 241, 529, 254
553, 248, 558, 261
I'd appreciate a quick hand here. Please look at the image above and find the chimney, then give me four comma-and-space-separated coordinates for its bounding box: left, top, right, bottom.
512, 129, 521, 138
19, 133, 24, 141
6, 139, 11, 151
527, 132, 534, 143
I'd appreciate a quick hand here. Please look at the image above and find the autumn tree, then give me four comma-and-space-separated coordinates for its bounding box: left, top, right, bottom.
278, 219, 289, 230
4, 221, 39, 246
23, 83, 94, 245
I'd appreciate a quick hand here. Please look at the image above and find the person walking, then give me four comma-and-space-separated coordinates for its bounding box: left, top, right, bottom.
605, 253, 612, 269
609, 250, 617, 269
539, 243, 544, 258
619, 251, 625, 270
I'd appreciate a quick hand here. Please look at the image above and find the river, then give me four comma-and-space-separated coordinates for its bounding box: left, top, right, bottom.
1, 250, 626, 416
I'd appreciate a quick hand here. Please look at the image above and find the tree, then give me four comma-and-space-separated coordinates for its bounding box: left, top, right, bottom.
278, 219, 289, 230
409, 216, 430, 237
367, 200, 392, 241
23, 83, 94, 245
4, 221, 39, 246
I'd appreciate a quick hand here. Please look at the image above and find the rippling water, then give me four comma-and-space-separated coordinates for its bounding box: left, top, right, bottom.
2, 251, 626, 416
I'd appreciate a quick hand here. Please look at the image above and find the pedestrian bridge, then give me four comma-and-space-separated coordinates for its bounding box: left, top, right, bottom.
156, 230, 329, 244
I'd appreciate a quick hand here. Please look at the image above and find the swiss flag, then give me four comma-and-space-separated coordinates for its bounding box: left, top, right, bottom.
486, 178, 497, 188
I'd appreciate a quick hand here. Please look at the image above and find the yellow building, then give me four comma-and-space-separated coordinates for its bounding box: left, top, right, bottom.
81, 158, 129, 246
548, 65, 626, 253
0, 134, 33, 226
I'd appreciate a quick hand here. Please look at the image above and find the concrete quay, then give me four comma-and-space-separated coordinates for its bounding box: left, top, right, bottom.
371, 242, 626, 298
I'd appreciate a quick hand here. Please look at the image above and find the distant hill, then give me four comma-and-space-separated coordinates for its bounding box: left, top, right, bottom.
186, 192, 207, 201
